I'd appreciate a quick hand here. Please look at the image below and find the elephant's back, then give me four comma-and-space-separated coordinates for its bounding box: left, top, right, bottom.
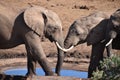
76, 12, 108, 31
0, 6, 26, 45
0, 5, 27, 24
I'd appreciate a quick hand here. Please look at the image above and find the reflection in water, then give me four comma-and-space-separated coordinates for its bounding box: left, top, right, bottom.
4, 68, 88, 78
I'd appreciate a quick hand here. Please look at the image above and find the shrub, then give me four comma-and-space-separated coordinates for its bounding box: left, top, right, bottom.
91, 55, 120, 80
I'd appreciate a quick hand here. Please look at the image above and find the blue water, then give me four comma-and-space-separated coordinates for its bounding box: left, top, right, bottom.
4, 68, 88, 78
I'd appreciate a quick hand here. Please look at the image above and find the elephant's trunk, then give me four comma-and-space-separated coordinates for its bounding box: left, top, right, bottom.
64, 35, 75, 51
55, 34, 75, 75
64, 39, 70, 49
55, 39, 64, 75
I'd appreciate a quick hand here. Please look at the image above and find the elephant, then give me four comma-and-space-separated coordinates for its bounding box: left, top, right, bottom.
56, 11, 109, 78
86, 9, 120, 78
0, 6, 64, 77
57, 12, 109, 51
104, 9, 120, 57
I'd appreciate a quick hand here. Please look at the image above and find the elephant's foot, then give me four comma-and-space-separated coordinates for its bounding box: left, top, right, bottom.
45, 72, 57, 76
37, 57, 57, 76
25, 72, 36, 78
26, 75, 38, 80
55, 72, 60, 76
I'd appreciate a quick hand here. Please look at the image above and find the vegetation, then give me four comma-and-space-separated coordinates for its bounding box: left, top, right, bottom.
91, 55, 120, 80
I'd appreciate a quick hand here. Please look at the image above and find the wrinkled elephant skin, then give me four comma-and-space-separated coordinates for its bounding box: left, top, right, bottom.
105, 9, 120, 57
0, 6, 64, 77
64, 12, 109, 49
64, 12, 109, 78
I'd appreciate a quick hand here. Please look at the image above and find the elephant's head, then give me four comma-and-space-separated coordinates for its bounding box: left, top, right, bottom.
64, 20, 87, 49
23, 6, 64, 75
105, 9, 120, 46
63, 12, 108, 51
111, 9, 120, 29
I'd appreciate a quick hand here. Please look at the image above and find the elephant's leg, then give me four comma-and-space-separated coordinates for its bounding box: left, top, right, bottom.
88, 43, 105, 78
24, 32, 55, 76
33, 44, 55, 76
25, 46, 37, 77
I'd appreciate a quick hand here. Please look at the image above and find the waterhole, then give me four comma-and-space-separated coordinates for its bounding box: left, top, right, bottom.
4, 68, 88, 78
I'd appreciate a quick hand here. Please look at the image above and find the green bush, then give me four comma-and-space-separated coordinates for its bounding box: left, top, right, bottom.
91, 55, 120, 80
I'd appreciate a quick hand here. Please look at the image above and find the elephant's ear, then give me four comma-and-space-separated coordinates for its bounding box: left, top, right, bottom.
86, 19, 108, 45
24, 6, 46, 36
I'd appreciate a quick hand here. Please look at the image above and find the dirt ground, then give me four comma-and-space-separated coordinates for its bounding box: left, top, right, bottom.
0, 0, 120, 80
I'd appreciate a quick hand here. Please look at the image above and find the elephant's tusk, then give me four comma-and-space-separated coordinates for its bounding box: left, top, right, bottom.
55, 42, 74, 52
105, 39, 113, 46
100, 39, 105, 43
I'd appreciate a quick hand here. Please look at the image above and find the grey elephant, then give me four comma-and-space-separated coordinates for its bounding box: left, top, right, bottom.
86, 9, 120, 77
0, 6, 64, 77
57, 12, 109, 50
56, 12, 109, 77
104, 9, 120, 57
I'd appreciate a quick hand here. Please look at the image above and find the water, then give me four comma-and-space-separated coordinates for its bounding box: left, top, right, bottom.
4, 68, 88, 78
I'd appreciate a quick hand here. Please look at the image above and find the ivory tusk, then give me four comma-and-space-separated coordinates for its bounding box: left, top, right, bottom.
55, 42, 74, 52
101, 39, 105, 43
105, 39, 113, 46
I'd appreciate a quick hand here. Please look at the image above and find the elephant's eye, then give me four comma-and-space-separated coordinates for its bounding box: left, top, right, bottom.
71, 29, 80, 36
76, 31, 80, 36
70, 29, 75, 33
48, 26, 58, 33
52, 27, 56, 33
114, 25, 120, 30
53, 27, 59, 33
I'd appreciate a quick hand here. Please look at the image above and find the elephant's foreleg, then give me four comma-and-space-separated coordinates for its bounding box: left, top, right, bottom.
88, 43, 105, 78
33, 45, 55, 76
25, 46, 37, 77
24, 32, 55, 76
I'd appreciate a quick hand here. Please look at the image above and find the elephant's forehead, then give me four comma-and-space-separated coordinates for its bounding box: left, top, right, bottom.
73, 23, 86, 34
47, 11, 62, 29
74, 17, 104, 30
113, 10, 120, 17
76, 27, 86, 34
111, 12, 120, 23
48, 17, 61, 25
28, 6, 62, 29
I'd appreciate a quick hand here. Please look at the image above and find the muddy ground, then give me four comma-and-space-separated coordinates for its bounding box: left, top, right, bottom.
0, 0, 120, 80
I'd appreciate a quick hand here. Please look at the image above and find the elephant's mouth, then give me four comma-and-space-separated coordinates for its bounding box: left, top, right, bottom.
49, 38, 54, 42
47, 35, 54, 42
